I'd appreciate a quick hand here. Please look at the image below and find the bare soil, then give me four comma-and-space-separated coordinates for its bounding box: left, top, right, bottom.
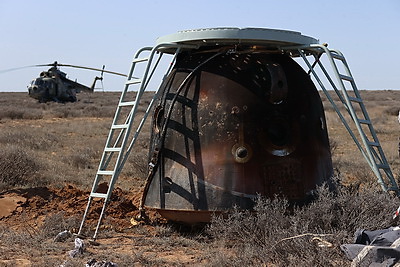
0, 184, 202, 266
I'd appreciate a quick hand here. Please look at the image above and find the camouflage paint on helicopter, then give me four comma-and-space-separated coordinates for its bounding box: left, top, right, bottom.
143, 46, 334, 223
27, 64, 93, 103
24, 61, 126, 103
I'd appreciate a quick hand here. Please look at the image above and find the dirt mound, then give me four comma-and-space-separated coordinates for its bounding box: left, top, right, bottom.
0, 185, 153, 232
0, 184, 203, 266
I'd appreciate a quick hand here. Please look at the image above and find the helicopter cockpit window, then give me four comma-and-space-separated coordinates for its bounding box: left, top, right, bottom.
33, 79, 52, 89
34, 79, 44, 86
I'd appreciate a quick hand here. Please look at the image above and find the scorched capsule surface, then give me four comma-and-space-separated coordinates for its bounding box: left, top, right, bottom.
144, 47, 333, 223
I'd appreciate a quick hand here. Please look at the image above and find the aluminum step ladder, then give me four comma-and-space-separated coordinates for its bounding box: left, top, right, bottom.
282, 43, 399, 195
77, 43, 196, 240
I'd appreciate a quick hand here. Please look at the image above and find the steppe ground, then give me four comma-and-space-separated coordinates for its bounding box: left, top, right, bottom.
1, 90, 400, 266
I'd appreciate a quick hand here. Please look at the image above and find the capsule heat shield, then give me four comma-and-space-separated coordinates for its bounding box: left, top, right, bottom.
144, 49, 333, 223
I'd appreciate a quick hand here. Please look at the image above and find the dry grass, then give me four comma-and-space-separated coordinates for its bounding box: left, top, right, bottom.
0, 145, 41, 187
1, 90, 400, 266
0, 92, 120, 120
207, 182, 399, 266
0, 91, 150, 191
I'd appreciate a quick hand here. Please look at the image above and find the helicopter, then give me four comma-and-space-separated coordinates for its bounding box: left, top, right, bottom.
1, 61, 127, 103
27, 61, 127, 103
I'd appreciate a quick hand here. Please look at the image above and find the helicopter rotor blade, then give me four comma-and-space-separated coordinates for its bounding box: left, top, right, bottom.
0, 65, 41, 74
55, 63, 127, 77
1, 62, 127, 78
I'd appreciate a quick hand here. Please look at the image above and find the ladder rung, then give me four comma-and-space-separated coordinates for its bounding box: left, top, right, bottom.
348, 96, 363, 103
331, 53, 345, 61
367, 141, 380, 147
376, 164, 390, 169
111, 124, 129, 129
119, 101, 136, 107
387, 187, 399, 192
104, 147, 122, 152
358, 119, 371, 124
126, 78, 142, 85
132, 57, 149, 63
97, 170, 114, 176
90, 192, 108, 198
339, 74, 354, 82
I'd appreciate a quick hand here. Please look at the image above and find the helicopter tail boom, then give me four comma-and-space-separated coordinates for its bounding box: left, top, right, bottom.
90, 76, 103, 91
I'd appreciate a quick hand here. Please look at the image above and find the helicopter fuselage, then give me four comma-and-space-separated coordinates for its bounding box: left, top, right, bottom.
28, 77, 61, 102
27, 66, 90, 102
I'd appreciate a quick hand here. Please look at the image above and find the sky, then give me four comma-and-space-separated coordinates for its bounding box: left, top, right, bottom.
0, 0, 399, 92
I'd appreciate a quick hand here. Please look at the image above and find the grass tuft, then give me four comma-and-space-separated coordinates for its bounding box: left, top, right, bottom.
0, 145, 41, 188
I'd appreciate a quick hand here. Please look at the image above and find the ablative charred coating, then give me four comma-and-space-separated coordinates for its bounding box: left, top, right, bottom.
144, 47, 333, 223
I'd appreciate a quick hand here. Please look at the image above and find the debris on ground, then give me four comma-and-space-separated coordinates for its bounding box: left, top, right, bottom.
86, 258, 118, 267
69, 238, 85, 258
54, 230, 72, 242
341, 227, 400, 266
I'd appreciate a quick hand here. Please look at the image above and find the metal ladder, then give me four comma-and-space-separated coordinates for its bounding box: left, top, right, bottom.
77, 43, 196, 240
283, 44, 399, 194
